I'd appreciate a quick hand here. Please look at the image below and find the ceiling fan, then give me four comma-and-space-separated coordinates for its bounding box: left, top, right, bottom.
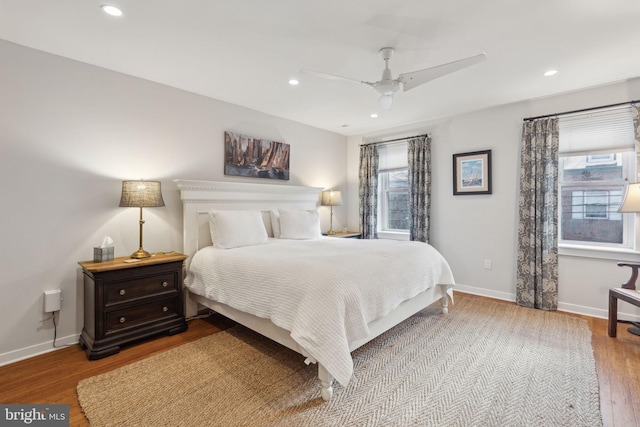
301, 47, 486, 110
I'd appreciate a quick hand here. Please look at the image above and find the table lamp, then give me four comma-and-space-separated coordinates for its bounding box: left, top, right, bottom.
321, 190, 343, 235
617, 182, 640, 335
119, 180, 165, 258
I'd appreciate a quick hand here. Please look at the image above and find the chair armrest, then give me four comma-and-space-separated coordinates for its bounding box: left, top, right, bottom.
618, 262, 640, 290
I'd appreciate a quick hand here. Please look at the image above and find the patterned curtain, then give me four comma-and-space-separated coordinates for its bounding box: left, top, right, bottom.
407, 135, 432, 242
359, 144, 379, 239
633, 102, 640, 180
516, 118, 559, 311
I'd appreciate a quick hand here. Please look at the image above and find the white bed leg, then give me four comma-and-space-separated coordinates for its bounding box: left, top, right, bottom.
441, 296, 449, 314
318, 363, 334, 401
438, 284, 453, 315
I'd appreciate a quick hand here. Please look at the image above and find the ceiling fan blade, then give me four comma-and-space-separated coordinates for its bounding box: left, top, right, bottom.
300, 69, 371, 86
399, 53, 486, 91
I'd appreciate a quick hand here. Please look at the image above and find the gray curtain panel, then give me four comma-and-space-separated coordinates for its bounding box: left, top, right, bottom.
407, 135, 432, 243
633, 102, 640, 180
516, 118, 559, 311
359, 144, 379, 239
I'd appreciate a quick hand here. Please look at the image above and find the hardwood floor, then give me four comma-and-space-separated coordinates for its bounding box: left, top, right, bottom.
0, 293, 638, 427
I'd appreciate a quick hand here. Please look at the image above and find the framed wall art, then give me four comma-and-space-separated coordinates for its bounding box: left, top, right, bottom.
224, 131, 290, 180
453, 150, 492, 195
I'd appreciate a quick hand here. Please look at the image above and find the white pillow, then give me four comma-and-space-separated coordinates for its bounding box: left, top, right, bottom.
269, 210, 281, 238
261, 210, 274, 237
278, 209, 321, 240
209, 210, 269, 249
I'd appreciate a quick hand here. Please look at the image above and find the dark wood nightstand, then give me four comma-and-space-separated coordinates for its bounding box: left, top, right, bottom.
324, 231, 362, 239
78, 252, 188, 360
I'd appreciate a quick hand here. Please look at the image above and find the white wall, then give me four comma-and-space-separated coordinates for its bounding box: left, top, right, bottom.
347, 78, 640, 320
0, 40, 347, 365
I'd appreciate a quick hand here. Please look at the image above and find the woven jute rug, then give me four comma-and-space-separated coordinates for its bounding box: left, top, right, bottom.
77, 296, 602, 426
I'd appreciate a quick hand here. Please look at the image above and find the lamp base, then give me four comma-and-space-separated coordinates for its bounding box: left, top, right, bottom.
327, 229, 336, 235
130, 248, 151, 259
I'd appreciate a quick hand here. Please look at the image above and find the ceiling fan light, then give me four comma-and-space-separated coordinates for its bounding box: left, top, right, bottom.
379, 94, 393, 110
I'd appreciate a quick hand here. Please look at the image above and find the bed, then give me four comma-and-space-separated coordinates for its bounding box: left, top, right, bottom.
174, 179, 455, 401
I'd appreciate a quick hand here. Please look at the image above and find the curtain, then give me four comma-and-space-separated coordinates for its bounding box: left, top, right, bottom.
633, 102, 640, 180
407, 135, 432, 243
516, 118, 559, 311
359, 144, 379, 239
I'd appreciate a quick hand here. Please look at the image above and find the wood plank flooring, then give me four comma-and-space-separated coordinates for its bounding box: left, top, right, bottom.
0, 293, 638, 427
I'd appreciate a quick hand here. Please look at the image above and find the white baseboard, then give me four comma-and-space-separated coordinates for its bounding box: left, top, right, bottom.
0, 334, 79, 367
454, 284, 640, 322
453, 284, 515, 303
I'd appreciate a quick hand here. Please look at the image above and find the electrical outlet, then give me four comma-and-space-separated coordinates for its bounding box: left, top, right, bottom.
44, 289, 62, 312
484, 259, 492, 270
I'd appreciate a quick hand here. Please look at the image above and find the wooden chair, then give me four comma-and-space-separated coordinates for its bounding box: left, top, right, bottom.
608, 262, 640, 337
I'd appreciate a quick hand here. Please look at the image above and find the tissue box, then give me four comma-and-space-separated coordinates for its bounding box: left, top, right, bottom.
93, 247, 114, 262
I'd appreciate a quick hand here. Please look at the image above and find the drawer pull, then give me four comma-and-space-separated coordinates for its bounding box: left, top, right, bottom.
119, 289, 126, 296
119, 316, 126, 323
162, 281, 169, 287
162, 306, 169, 312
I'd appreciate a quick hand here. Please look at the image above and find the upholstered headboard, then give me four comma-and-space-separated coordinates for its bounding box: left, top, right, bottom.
174, 179, 323, 265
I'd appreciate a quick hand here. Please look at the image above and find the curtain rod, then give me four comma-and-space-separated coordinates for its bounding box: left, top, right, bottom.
360, 133, 429, 147
523, 99, 640, 122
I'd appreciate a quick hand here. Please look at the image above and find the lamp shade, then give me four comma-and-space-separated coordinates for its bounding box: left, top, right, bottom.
119, 180, 165, 208
618, 182, 640, 213
321, 190, 343, 207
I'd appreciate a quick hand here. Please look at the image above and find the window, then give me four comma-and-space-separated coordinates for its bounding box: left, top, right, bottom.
376, 141, 409, 233
558, 106, 635, 250
560, 155, 627, 245
379, 169, 409, 231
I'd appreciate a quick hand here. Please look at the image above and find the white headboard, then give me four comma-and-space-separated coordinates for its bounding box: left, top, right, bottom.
174, 179, 323, 263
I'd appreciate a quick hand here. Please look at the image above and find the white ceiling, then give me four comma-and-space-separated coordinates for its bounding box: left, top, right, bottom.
1, 0, 639, 136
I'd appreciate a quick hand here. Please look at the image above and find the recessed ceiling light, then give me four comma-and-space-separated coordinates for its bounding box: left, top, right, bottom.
544, 70, 558, 77
101, 5, 123, 17
370, 113, 379, 118
288, 79, 299, 86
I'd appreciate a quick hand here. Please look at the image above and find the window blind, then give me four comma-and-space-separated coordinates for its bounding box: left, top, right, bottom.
377, 141, 408, 171
559, 105, 634, 154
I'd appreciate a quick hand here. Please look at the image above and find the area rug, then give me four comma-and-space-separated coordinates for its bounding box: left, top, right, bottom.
77, 296, 602, 426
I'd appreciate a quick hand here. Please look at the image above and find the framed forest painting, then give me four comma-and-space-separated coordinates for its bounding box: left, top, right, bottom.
224, 131, 290, 180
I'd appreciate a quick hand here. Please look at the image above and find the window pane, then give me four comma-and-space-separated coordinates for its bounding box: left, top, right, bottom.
561, 154, 623, 182
388, 170, 408, 189
559, 152, 627, 245
378, 169, 409, 231
561, 185, 624, 243
387, 192, 409, 230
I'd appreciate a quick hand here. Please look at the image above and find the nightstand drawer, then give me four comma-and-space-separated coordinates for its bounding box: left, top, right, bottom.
106, 298, 178, 333
105, 273, 177, 304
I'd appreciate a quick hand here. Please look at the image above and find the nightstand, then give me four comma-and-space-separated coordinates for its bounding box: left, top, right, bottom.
78, 252, 188, 360
324, 231, 362, 239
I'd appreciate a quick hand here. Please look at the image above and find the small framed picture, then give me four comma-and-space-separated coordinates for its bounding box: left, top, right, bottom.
453, 150, 492, 195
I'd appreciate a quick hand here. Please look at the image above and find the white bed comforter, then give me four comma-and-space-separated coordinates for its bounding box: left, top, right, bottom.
184, 237, 455, 386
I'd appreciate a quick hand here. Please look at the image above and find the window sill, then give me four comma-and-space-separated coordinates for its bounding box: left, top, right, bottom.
559, 244, 640, 262
377, 231, 409, 241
